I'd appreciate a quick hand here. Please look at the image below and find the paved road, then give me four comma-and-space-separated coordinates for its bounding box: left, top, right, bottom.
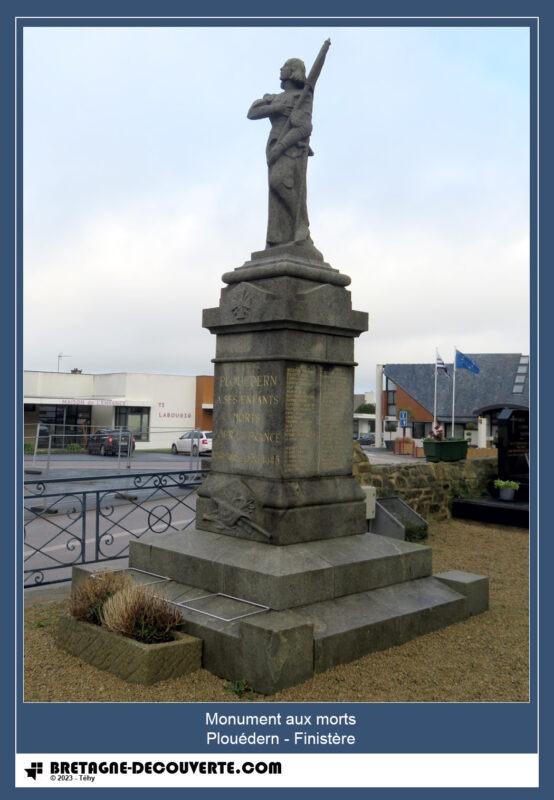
25, 448, 421, 474
24, 451, 209, 477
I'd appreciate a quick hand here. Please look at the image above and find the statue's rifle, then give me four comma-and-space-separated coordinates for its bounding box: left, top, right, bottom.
272, 39, 330, 242
275, 38, 331, 150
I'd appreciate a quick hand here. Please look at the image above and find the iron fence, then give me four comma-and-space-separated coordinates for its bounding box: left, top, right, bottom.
23, 468, 209, 587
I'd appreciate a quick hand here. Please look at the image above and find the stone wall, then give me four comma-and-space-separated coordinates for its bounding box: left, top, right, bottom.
352, 444, 497, 520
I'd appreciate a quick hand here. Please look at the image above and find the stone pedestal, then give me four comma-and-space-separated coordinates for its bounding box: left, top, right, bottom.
196, 251, 368, 545
122, 249, 489, 694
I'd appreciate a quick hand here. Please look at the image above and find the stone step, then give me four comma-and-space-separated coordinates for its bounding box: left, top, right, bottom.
129, 528, 432, 611
159, 574, 466, 687
143, 572, 466, 687
292, 576, 467, 673
71, 565, 472, 693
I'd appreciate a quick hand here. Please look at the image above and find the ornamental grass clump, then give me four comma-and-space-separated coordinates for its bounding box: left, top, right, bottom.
70, 571, 132, 625
101, 585, 182, 644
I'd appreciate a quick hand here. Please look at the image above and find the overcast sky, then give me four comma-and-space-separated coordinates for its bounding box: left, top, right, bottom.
23, 25, 530, 392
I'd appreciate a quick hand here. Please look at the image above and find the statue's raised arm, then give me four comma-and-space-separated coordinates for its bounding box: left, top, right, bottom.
247, 40, 330, 260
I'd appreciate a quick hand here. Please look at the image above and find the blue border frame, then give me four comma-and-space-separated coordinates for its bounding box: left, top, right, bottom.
2, 1, 549, 797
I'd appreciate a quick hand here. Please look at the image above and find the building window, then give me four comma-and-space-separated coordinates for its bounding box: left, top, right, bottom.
385, 378, 397, 417
37, 404, 92, 441
115, 406, 150, 441
412, 421, 432, 439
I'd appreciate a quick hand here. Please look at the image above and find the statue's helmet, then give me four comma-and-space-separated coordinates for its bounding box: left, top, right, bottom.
281, 58, 306, 85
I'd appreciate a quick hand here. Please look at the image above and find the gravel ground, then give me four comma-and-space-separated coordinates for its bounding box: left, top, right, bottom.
24, 519, 529, 703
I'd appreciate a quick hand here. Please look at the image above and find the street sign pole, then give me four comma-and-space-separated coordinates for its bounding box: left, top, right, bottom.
399, 410, 409, 439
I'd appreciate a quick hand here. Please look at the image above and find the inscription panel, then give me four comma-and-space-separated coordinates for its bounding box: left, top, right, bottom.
212, 362, 284, 478
284, 365, 318, 474
212, 361, 355, 479
283, 363, 354, 478
318, 367, 354, 473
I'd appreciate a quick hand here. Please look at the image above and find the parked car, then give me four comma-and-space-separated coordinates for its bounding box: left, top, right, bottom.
87, 428, 136, 456
171, 430, 212, 456
357, 433, 375, 447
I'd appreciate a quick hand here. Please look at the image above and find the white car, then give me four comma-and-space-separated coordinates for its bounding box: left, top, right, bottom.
171, 430, 212, 456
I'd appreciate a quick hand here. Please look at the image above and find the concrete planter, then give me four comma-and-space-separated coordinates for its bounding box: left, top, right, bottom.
56, 615, 202, 684
423, 439, 469, 463
498, 487, 516, 502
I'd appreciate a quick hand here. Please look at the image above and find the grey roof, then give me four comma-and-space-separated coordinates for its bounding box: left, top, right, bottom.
384, 354, 529, 422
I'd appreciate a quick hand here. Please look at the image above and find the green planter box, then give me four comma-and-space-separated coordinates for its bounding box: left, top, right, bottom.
423, 439, 469, 463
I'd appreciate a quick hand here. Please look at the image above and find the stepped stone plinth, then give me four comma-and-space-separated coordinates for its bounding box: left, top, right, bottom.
126, 249, 488, 693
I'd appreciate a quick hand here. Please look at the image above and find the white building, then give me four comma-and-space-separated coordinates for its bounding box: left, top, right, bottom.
353, 413, 376, 437
353, 390, 376, 438
23, 371, 214, 450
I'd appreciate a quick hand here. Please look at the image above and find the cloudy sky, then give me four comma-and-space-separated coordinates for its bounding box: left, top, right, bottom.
23, 25, 530, 392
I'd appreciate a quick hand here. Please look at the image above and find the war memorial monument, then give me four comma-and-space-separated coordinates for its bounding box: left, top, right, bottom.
126, 41, 488, 693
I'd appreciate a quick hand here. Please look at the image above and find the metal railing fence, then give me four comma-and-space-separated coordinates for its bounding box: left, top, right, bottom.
23, 468, 209, 587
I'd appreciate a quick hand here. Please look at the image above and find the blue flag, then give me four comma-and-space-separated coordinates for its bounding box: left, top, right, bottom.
455, 350, 480, 374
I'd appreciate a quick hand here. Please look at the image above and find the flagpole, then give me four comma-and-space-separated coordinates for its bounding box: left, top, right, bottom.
433, 348, 438, 427
451, 347, 457, 438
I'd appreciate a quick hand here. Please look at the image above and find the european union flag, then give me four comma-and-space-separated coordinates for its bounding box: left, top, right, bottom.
455, 350, 480, 374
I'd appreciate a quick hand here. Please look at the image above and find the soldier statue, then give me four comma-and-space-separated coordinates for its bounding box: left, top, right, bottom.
247, 41, 330, 258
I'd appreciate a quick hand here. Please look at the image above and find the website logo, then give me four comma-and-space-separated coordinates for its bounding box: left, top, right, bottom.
24, 762, 43, 780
